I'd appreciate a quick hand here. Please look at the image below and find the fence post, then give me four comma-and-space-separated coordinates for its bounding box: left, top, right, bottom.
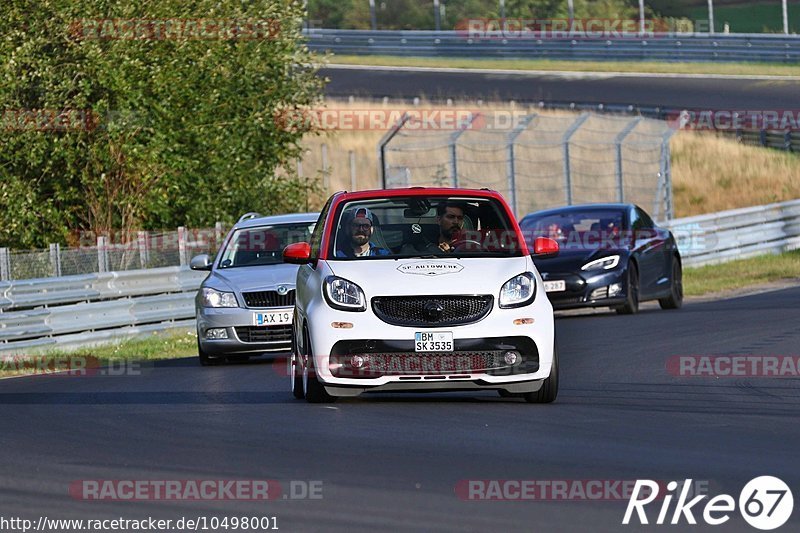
614, 117, 642, 203
0, 248, 10, 281
321, 142, 330, 191
178, 226, 188, 267
562, 113, 590, 205
349, 151, 357, 191
449, 113, 479, 188
49, 243, 62, 277
97, 236, 109, 273
377, 112, 410, 188
137, 231, 148, 269
506, 113, 536, 217
214, 222, 224, 251
657, 129, 676, 221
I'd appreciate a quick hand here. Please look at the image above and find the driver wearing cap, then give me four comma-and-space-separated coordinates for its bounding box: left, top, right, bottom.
335, 207, 391, 258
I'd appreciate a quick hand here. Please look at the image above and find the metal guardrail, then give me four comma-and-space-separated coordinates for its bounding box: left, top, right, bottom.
664, 199, 800, 267
1, 199, 798, 354
0, 267, 206, 354
306, 29, 800, 63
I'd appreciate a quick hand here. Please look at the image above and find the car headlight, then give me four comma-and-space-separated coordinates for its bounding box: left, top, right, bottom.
581, 255, 620, 271
201, 288, 238, 308
499, 272, 536, 309
324, 276, 366, 311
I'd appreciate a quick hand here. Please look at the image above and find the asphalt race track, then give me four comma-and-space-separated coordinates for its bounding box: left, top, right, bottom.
321, 66, 800, 110
1, 287, 799, 532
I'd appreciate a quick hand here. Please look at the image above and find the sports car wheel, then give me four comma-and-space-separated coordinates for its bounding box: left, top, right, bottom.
659, 257, 683, 310
616, 263, 640, 315
302, 330, 335, 404
524, 345, 559, 404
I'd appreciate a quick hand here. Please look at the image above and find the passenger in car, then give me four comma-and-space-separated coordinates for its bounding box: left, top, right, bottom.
335, 207, 391, 258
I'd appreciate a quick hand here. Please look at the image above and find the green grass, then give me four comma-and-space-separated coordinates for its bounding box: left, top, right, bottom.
328, 55, 800, 77
0, 330, 198, 378
684, 249, 800, 296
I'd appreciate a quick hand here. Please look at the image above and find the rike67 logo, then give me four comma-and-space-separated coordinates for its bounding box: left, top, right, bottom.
623, 476, 794, 530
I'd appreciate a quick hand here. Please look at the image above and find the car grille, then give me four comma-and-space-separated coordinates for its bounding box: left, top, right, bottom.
234, 325, 293, 344
371, 295, 493, 327
242, 290, 295, 308
330, 351, 508, 377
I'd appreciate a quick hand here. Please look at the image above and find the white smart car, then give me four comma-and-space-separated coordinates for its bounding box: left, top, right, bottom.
283, 188, 560, 403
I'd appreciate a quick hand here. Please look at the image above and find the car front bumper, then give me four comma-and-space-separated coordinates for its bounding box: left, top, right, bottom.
302, 293, 554, 392
197, 306, 293, 357
543, 269, 628, 310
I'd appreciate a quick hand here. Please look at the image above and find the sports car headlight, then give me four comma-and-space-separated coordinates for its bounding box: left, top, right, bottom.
581, 255, 620, 271
324, 276, 366, 311
201, 288, 238, 308
499, 272, 536, 309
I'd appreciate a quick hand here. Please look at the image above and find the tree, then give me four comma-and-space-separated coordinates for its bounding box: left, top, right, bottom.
0, 0, 326, 249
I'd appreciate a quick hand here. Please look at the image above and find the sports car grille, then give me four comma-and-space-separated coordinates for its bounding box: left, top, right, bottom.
371, 295, 493, 327
234, 325, 293, 343
242, 290, 295, 308
330, 351, 507, 377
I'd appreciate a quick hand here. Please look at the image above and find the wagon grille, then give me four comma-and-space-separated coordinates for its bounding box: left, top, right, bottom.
234, 325, 293, 343
242, 290, 295, 308
371, 295, 493, 327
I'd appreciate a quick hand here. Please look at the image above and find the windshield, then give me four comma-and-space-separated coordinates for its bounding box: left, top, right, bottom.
218, 222, 315, 268
329, 196, 523, 259
520, 209, 627, 250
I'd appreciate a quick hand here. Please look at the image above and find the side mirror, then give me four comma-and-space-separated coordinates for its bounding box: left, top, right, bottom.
283, 242, 312, 264
190, 254, 213, 271
531, 237, 559, 259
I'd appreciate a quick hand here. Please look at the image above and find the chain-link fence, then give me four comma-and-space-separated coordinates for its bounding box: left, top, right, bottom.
0, 225, 227, 282
380, 111, 675, 221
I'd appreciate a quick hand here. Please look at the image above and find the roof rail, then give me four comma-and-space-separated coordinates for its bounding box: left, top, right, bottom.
237, 212, 263, 223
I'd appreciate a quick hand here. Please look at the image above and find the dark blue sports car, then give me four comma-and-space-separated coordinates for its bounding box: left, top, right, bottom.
519, 203, 683, 314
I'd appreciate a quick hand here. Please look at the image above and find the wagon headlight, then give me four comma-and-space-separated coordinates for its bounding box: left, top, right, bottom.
499, 272, 536, 309
201, 288, 238, 308
324, 276, 366, 311
581, 255, 620, 271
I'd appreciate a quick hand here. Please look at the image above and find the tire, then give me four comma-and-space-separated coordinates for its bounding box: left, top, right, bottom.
659, 257, 683, 310
302, 330, 336, 404
615, 263, 640, 315
291, 353, 304, 400
198, 340, 223, 367
524, 345, 559, 404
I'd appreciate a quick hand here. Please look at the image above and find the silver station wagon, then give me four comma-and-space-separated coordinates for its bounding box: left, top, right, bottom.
191, 212, 318, 365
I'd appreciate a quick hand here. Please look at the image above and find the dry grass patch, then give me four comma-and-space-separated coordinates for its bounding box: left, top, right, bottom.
671, 132, 800, 216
